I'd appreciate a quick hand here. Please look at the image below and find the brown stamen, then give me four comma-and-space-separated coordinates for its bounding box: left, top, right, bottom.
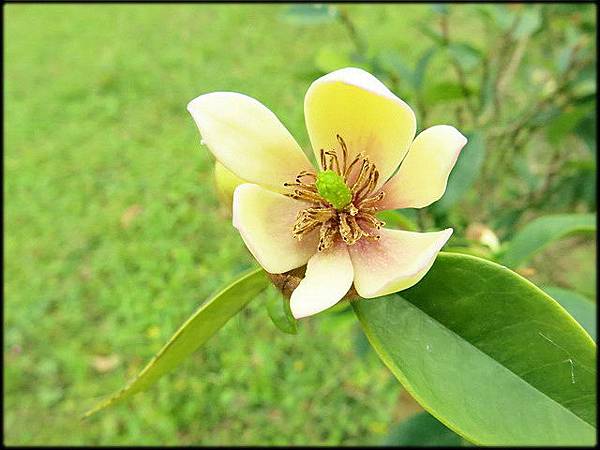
344, 152, 364, 182
285, 135, 386, 252
318, 219, 338, 252
337, 134, 348, 174
324, 151, 341, 174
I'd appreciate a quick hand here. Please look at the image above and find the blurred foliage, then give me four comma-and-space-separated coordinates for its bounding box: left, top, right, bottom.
4, 2, 596, 445
284, 2, 596, 316
289, 3, 596, 235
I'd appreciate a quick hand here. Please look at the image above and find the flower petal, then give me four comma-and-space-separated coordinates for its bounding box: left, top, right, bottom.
188, 92, 313, 193
379, 125, 467, 210
232, 183, 318, 274
304, 67, 416, 184
290, 242, 354, 319
348, 228, 453, 298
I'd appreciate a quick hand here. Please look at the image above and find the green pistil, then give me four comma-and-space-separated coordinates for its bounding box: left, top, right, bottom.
315, 170, 352, 210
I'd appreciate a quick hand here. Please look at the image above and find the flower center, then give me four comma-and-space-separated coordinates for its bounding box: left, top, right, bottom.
315, 170, 352, 210
283, 135, 386, 252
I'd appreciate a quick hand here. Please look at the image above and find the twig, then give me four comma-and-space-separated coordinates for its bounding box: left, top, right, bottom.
490, 14, 521, 122
496, 36, 529, 98
337, 7, 367, 56
439, 13, 477, 123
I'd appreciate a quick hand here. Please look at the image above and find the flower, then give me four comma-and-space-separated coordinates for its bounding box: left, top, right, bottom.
188, 68, 467, 319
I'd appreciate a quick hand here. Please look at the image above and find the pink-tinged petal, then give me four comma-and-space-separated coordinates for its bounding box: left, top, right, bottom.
290, 242, 354, 319
232, 183, 318, 274
304, 67, 416, 185
379, 125, 467, 210
348, 228, 453, 298
188, 92, 313, 193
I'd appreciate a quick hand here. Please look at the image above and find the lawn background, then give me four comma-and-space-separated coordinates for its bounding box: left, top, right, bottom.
4, 3, 595, 445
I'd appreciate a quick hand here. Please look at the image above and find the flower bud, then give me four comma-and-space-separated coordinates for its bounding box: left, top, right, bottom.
213, 161, 245, 216
466, 223, 500, 252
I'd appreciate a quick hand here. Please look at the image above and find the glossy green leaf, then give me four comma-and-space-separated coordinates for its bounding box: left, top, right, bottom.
353, 252, 596, 446
83, 268, 269, 418
281, 4, 339, 25
383, 412, 462, 446
499, 214, 596, 268
265, 285, 298, 335
543, 286, 596, 341
432, 132, 485, 214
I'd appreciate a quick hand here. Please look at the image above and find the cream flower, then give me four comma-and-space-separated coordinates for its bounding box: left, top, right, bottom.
188, 68, 467, 319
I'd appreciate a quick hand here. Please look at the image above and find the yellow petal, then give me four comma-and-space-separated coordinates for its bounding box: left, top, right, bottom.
379, 125, 467, 210
188, 92, 313, 193
348, 228, 453, 298
290, 242, 354, 319
304, 67, 416, 184
232, 183, 318, 274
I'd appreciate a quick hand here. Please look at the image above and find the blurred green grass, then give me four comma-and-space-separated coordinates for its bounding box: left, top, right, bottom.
3, 4, 433, 445
4, 3, 595, 445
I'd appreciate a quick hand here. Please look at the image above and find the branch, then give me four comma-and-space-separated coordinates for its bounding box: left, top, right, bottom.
439, 13, 477, 123
337, 8, 367, 57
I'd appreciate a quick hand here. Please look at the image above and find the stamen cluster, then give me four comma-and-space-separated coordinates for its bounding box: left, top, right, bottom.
284, 135, 386, 252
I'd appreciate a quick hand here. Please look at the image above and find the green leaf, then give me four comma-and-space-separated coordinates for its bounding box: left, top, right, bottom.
546, 104, 593, 146
423, 81, 467, 103
376, 50, 417, 88
265, 285, 298, 335
281, 4, 339, 25
443, 245, 493, 260
420, 25, 446, 45
353, 324, 374, 360
430, 4, 449, 15
448, 43, 482, 71
529, 105, 562, 127
572, 63, 597, 97
473, 4, 514, 31
513, 7, 542, 39
499, 214, 596, 268
512, 153, 541, 191
383, 412, 462, 446
432, 132, 485, 214
353, 252, 596, 446
414, 47, 436, 90
543, 286, 596, 341
575, 111, 597, 153
376, 209, 419, 231
83, 268, 269, 418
